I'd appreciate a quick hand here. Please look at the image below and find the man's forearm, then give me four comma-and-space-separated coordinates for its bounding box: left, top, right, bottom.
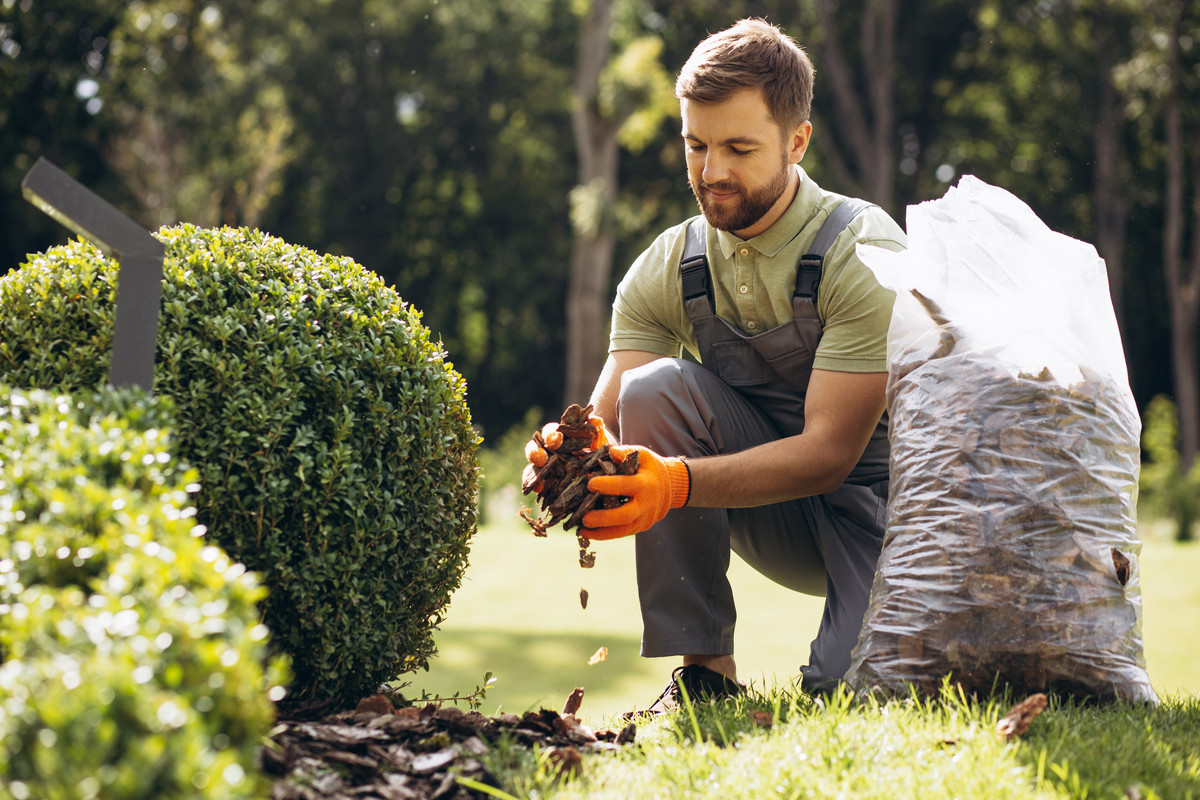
683, 434, 852, 508
681, 369, 887, 508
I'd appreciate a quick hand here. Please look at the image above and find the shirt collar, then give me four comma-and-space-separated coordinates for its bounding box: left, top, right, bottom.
714, 165, 821, 259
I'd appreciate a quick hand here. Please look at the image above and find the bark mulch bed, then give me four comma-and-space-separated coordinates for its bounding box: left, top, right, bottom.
264, 689, 636, 799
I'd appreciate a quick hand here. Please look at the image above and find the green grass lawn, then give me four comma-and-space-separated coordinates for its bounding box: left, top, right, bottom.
401, 513, 1199, 725
479, 688, 1200, 800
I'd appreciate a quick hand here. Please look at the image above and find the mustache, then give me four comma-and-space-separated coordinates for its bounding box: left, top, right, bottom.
694, 178, 741, 194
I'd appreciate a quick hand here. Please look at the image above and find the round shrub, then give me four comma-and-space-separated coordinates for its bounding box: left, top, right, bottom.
0, 386, 287, 800
0, 226, 480, 702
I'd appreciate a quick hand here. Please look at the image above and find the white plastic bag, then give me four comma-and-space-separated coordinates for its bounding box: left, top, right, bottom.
845, 176, 1155, 703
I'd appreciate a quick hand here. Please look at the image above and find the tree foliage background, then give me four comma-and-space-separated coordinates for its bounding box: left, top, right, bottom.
2, 0, 1196, 471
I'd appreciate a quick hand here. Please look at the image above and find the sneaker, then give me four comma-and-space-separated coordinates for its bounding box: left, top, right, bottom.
626, 664, 744, 717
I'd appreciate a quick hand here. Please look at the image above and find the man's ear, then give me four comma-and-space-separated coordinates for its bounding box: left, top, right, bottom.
789, 120, 813, 164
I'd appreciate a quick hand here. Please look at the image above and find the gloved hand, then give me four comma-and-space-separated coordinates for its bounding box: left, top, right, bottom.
582, 445, 691, 540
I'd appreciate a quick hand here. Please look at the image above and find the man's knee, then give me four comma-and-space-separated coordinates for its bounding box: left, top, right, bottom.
617, 358, 693, 415
619, 359, 700, 424
616, 358, 711, 450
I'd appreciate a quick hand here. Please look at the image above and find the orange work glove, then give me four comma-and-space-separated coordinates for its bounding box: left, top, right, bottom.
586, 416, 611, 449
582, 445, 691, 540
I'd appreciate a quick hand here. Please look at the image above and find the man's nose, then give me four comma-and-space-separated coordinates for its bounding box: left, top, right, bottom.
701, 152, 731, 185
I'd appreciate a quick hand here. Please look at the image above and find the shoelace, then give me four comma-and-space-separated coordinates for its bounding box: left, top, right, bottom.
646, 665, 691, 712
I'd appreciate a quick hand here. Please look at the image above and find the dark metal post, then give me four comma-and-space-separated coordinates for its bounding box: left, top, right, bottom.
20, 157, 165, 392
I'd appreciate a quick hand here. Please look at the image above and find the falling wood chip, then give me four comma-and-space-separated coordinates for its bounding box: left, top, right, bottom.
587, 646, 608, 666
996, 692, 1048, 739
580, 588, 589, 609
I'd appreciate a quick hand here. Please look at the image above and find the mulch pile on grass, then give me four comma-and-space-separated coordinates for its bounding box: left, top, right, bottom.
266, 689, 635, 799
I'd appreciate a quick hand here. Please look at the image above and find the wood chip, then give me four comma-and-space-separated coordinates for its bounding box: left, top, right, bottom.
748, 710, 773, 728
1112, 548, 1131, 586
355, 693, 396, 716
587, 646, 608, 666
543, 745, 584, 779
562, 687, 585, 716
410, 748, 457, 775
996, 692, 1048, 739
579, 588, 589, 609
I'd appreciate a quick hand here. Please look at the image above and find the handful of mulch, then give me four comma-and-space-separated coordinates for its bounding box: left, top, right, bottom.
520, 403, 635, 568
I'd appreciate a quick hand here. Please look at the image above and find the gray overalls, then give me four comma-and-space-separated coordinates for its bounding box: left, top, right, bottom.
615, 199, 890, 691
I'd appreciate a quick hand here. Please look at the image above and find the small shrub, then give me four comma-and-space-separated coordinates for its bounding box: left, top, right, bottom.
0, 226, 480, 702
0, 386, 287, 800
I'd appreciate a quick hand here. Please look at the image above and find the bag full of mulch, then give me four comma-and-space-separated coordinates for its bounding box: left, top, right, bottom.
844, 176, 1156, 704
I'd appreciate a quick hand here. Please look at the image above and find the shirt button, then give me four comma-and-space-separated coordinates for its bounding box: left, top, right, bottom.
739, 284, 749, 294
739, 247, 749, 256
747, 321, 758, 330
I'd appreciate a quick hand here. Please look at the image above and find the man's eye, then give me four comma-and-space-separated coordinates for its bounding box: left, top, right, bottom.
732, 148, 752, 157
687, 144, 706, 153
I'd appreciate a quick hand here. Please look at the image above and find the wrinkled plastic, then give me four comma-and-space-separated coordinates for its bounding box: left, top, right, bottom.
844, 176, 1156, 703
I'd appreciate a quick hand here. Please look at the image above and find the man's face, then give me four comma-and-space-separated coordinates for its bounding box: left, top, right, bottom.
681, 88, 811, 238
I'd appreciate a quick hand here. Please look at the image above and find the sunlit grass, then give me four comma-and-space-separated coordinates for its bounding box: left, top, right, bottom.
475, 684, 1200, 800
401, 511, 824, 721
404, 514, 1198, 723
413, 512, 1200, 800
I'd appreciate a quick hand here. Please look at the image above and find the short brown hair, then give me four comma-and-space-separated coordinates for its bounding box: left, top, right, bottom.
675, 19, 814, 130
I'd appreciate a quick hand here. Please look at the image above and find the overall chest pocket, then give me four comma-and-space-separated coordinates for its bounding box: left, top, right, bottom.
707, 321, 816, 390
709, 339, 778, 386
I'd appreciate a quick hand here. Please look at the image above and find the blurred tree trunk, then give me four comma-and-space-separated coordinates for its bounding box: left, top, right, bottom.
1161, 0, 1200, 467
565, 0, 619, 407
1092, 1, 1127, 334
809, 0, 898, 214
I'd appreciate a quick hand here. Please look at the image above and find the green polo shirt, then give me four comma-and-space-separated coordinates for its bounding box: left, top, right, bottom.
610, 167, 907, 373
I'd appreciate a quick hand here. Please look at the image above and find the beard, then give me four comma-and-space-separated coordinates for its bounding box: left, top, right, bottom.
690, 157, 791, 233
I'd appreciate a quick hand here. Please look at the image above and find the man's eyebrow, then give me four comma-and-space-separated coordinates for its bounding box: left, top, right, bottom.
682, 132, 764, 147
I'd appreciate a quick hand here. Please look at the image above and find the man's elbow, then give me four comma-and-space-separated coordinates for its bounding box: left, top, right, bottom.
811, 471, 851, 496
810, 457, 861, 496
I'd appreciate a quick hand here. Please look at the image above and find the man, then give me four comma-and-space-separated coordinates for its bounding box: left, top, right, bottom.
530, 18, 906, 708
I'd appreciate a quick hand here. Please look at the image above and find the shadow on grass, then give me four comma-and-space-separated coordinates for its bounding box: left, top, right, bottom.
395, 628, 669, 722
1014, 694, 1200, 798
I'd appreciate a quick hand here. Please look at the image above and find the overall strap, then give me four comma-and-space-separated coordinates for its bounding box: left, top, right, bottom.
681, 219, 710, 306
795, 197, 875, 301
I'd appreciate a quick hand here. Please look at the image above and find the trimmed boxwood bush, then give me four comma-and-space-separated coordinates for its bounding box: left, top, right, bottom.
0, 386, 287, 800
0, 226, 480, 702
